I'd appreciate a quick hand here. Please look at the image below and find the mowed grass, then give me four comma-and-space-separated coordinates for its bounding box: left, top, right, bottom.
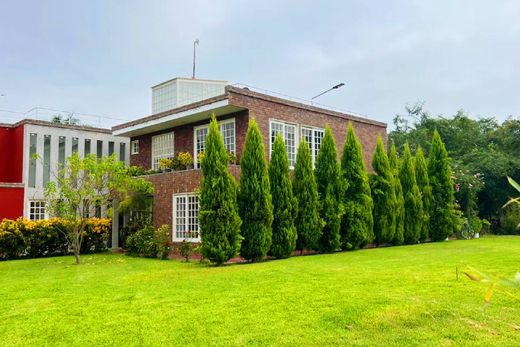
0, 236, 519, 346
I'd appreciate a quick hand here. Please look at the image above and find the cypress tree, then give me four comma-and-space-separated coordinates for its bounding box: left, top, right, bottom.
414, 146, 432, 241
293, 138, 322, 252
399, 143, 423, 244
199, 116, 242, 265
315, 126, 342, 253
269, 134, 297, 258
370, 137, 396, 245
238, 119, 273, 262
340, 122, 374, 250
389, 144, 405, 245
428, 130, 456, 241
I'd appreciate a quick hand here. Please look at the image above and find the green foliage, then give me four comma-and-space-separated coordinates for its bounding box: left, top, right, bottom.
126, 226, 158, 258
315, 126, 342, 253
199, 116, 242, 265
428, 130, 456, 241
370, 138, 396, 245
293, 138, 322, 251
498, 204, 520, 235
339, 123, 374, 250
154, 225, 172, 260
178, 239, 196, 262
389, 144, 405, 245
238, 119, 273, 262
414, 146, 432, 241
269, 134, 297, 258
399, 144, 423, 244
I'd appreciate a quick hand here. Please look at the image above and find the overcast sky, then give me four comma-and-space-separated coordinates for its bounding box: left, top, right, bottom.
1, 0, 519, 129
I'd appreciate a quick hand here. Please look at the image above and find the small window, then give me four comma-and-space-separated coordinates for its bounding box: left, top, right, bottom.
131, 140, 139, 155
58, 136, 66, 166
43, 135, 51, 186
173, 194, 200, 242
152, 132, 174, 170
29, 201, 46, 221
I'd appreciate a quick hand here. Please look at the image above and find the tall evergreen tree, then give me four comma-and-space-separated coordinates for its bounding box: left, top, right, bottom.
340, 123, 374, 250
370, 137, 396, 245
269, 134, 297, 258
399, 143, 423, 244
238, 119, 273, 262
315, 126, 342, 253
428, 130, 456, 241
414, 146, 432, 241
199, 116, 242, 265
389, 144, 405, 245
293, 138, 322, 252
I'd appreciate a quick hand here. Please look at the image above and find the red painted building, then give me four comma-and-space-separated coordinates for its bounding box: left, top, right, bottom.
0, 122, 25, 220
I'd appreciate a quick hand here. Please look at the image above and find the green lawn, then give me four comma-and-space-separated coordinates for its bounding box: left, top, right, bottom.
0, 236, 519, 346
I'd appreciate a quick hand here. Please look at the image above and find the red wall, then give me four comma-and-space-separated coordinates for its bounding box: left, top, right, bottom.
0, 187, 24, 220
0, 124, 24, 183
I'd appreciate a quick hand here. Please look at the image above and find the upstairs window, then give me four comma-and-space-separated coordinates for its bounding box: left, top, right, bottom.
152, 132, 174, 170
270, 120, 296, 167
194, 119, 235, 167
301, 127, 325, 165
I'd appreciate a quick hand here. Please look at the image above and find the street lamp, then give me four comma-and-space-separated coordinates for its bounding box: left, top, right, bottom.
311, 83, 345, 101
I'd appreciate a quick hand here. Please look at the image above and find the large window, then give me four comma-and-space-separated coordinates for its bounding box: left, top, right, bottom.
58, 136, 66, 166
301, 126, 324, 165
270, 120, 296, 167
194, 119, 235, 167
72, 137, 79, 154
28, 133, 37, 188
85, 139, 91, 155
173, 194, 200, 242
152, 132, 175, 169
29, 201, 46, 221
43, 135, 51, 186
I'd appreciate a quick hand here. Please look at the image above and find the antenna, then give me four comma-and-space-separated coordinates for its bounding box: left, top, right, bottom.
192, 38, 199, 79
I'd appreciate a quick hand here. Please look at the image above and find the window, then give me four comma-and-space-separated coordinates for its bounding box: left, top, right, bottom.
28, 133, 37, 188
194, 119, 235, 167
270, 120, 297, 167
85, 139, 91, 155
301, 127, 325, 165
131, 140, 139, 155
58, 136, 66, 166
72, 137, 78, 153
119, 143, 126, 162
173, 194, 200, 242
108, 141, 115, 156
97, 140, 103, 158
43, 135, 51, 186
29, 201, 46, 221
152, 132, 174, 170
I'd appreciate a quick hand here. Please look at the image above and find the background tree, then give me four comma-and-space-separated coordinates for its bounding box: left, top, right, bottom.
293, 138, 322, 252
415, 146, 432, 241
399, 143, 423, 244
199, 116, 242, 265
428, 130, 456, 241
238, 119, 273, 262
314, 126, 342, 252
269, 134, 297, 258
389, 144, 405, 245
340, 123, 374, 250
370, 137, 396, 245
44, 152, 153, 265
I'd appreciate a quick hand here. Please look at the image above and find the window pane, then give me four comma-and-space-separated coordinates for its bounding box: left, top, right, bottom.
28, 133, 37, 188
152, 132, 174, 169
108, 141, 114, 156
72, 137, 78, 154
29, 201, 46, 221
43, 135, 51, 186
119, 143, 126, 162
58, 136, 66, 166
97, 140, 103, 158
85, 139, 91, 155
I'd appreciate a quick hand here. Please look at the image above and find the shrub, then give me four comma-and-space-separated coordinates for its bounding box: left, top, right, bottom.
81, 218, 111, 254
0, 219, 25, 259
178, 239, 196, 262
126, 226, 158, 258
155, 224, 172, 260
415, 146, 432, 241
389, 144, 405, 245
399, 144, 423, 244
498, 204, 520, 235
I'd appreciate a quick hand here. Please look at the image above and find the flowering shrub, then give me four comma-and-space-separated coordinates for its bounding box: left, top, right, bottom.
452, 162, 485, 237
125, 224, 172, 259
0, 218, 111, 260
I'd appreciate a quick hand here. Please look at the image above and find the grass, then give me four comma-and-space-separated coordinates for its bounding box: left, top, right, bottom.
0, 236, 519, 346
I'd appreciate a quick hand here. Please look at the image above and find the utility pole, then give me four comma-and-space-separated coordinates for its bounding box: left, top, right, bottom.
192, 38, 199, 79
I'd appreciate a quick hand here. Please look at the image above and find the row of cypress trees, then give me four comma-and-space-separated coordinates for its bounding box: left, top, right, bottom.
199, 115, 456, 265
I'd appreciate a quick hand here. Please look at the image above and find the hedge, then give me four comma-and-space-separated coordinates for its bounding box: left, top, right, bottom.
0, 218, 111, 260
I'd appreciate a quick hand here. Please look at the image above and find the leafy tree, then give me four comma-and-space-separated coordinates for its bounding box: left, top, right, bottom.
315, 126, 342, 253
399, 143, 423, 244
370, 137, 396, 245
51, 113, 80, 126
389, 144, 405, 245
427, 130, 456, 241
238, 119, 273, 262
199, 116, 242, 265
293, 138, 322, 252
269, 134, 297, 258
414, 146, 432, 241
44, 152, 153, 265
340, 123, 374, 249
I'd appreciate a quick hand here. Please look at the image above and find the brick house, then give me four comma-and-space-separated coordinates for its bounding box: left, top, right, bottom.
112, 79, 387, 245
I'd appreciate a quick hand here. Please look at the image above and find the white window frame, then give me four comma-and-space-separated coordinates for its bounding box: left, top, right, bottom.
301, 126, 325, 165
193, 118, 236, 167
172, 193, 200, 242
29, 200, 47, 221
131, 140, 139, 155
151, 132, 175, 170
269, 119, 298, 168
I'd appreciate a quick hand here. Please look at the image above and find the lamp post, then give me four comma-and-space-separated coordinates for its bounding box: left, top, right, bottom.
311, 83, 345, 101
192, 39, 199, 79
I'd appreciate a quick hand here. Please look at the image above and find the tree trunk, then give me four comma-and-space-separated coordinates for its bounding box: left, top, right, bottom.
74, 251, 81, 265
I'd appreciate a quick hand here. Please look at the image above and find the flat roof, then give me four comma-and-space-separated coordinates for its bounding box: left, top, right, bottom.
151, 77, 228, 89
0, 119, 113, 134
